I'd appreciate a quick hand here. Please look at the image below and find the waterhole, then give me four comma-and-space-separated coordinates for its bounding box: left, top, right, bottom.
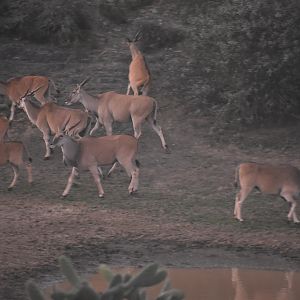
45, 267, 300, 300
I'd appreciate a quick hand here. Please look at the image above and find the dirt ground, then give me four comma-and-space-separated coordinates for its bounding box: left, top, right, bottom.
1, 15, 300, 300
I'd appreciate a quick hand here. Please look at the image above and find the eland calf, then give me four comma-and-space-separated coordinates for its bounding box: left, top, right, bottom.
0, 141, 33, 190
0, 75, 59, 121
234, 162, 300, 223
66, 79, 169, 152
126, 31, 151, 96
51, 134, 140, 198
19, 90, 91, 159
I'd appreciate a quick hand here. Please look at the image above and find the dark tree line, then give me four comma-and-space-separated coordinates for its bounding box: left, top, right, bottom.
0, 0, 299, 125
187, 0, 300, 125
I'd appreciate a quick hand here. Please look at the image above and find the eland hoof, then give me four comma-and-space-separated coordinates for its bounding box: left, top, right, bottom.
164, 146, 171, 154
44, 156, 50, 160
99, 194, 104, 198
129, 189, 138, 195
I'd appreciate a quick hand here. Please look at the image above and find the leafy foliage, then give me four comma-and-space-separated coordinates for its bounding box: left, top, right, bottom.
0, 0, 155, 44
136, 23, 184, 53
98, 0, 154, 24
186, 0, 300, 125
0, 0, 92, 45
26, 256, 185, 300
1, 0, 299, 124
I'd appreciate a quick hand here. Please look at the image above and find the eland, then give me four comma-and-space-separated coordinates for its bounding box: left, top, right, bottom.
234, 162, 300, 223
19, 88, 91, 159
66, 78, 169, 153
0, 75, 59, 121
51, 134, 140, 198
0, 141, 33, 190
126, 31, 151, 96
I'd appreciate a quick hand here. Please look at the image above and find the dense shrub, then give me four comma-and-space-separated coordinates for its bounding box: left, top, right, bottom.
187, 0, 300, 125
26, 256, 184, 300
135, 23, 184, 52
1, 0, 299, 125
98, 0, 155, 24
0, 0, 93, 45
0, 0, 156, 44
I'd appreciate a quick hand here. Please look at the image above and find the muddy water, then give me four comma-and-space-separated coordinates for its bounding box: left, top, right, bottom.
46, 267, 300, 300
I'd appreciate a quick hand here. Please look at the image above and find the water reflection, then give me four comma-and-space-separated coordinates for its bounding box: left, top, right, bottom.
231, 268, 298, 300
46, 267, 300, 300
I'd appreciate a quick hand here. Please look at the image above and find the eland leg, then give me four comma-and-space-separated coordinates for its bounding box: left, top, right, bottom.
62, 167, 77, 197
103, 119, 113, 136
42, 131, 51, 159
8, 164, 19, 190
142, 82, 150, 96
132, 117, 142, 140
146, 116, 169, 153
281, 192, 300, 223
89, 165, 105, 198
106, 162, 118, 177
130, 83, 139, 96
90, 119, 101, 136
234, 187, 252, 222
9, 102, 16, 121
126, 83, 132, 95
128, 167, 139, 194
25, 162, 33, 185
119, 159, 140, 194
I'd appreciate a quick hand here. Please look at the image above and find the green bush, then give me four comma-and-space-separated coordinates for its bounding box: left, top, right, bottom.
26, 256, 185, 300
184, 0, 300, 125
0, 0, 156, 44
0, 0, 92, 45
135, 23, 184, 53
98, 0, 155, 24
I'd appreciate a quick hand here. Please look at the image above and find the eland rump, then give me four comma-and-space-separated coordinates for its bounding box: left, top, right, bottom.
51, 134, 140, 198
234, 162, 300, 223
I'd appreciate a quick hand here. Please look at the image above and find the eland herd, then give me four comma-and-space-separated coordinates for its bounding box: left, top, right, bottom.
0, 31, 299, 224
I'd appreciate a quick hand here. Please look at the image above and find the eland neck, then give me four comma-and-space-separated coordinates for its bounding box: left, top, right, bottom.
129, 43, 142, 59
22, 100, 40, 125
61, 136, 80, 167
79, 89, 100, 113
61, 135, 77, 147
